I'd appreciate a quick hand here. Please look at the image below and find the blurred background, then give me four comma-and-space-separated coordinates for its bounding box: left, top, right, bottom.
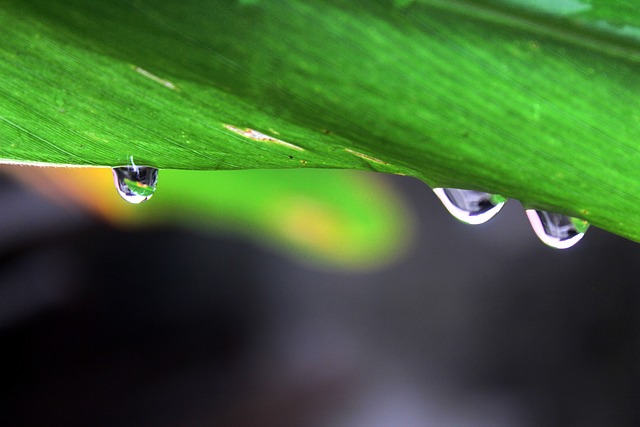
0, 167, 638, 427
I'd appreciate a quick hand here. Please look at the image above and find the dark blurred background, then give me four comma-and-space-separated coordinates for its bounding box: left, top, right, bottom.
0, 171, 639, 427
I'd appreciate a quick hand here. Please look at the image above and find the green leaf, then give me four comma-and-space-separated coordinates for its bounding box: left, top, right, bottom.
135, 169, 411, 268
6, 165, 411, 268
1, 0, 639, 242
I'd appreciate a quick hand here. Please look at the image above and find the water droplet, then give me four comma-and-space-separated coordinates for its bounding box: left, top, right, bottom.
112, 166, 158, 204
525, 210, 589, 249
433, 188, 506, 225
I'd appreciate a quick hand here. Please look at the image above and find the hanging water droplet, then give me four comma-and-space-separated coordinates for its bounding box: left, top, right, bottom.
112, 165, 158, 204
525, 210, 589, 249
433, 188, 506, 225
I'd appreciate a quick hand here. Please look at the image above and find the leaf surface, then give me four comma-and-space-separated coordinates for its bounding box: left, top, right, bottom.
1, 0, 639, 241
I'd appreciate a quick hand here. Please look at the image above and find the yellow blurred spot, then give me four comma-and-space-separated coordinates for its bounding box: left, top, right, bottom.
272, 197, 346, 255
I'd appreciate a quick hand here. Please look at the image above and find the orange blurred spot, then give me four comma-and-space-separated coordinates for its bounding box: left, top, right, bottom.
3, 166, 131, 222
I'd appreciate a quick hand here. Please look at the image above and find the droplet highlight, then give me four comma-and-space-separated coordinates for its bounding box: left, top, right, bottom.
526, 210, 589, 249
112, 166, 158, 204
433, 188, 506, 225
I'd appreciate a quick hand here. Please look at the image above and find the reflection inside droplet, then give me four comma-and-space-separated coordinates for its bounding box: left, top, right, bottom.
112, 166, 159, 204
433, 188, 506, 225
526, 209, 589, 249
